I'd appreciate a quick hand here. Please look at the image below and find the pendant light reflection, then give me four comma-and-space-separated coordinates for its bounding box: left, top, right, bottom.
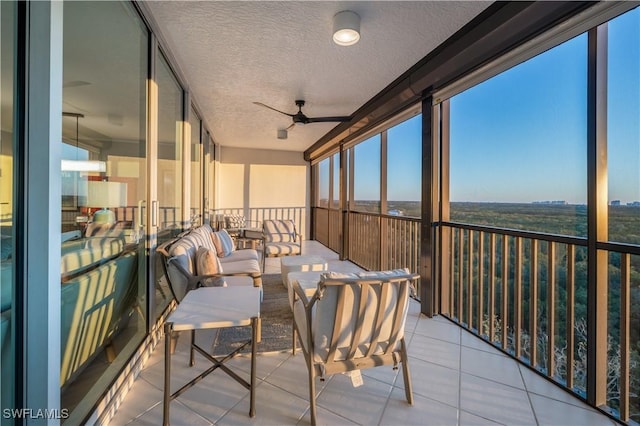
61, 112, 107, 172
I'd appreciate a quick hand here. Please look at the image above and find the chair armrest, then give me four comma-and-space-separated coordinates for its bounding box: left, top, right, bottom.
291, 280, 311, 308
196, 271, 262, 287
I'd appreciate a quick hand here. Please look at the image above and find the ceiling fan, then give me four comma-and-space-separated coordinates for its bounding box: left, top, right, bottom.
253, 100, 350, 131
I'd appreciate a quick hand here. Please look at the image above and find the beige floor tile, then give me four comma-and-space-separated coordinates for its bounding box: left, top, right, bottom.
262, 351, 332, 397
315, 373, 394, 425
460, 330, 508, 357
460, 372, 536, 425
413, 316, 461, 344
517, 364, 596, 411
138, 347, 218, 394
361, 364, 401, 387
107, 377, 162, 425
460, 346, 525, 390
380, 387, 458, 426
529, 393, 616, 426
127, 399, 212, 426
459, 409, 505, 425
404, 357, 460, 408
222, 350, 291, 381
216, 381, 309, 425
408, 332, 460, 370
175, 368, 255, 423
296, 405, 359, 426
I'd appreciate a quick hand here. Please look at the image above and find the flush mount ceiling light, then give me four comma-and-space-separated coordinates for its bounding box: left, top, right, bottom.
333, 10, 360, 46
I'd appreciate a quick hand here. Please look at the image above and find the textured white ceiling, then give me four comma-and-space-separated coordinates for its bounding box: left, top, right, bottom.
145, 1, 490, 152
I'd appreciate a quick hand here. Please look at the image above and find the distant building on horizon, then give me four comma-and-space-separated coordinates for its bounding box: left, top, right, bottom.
532, 200, 568, 205
611, 200, 621, 206
627, 201, 640, 207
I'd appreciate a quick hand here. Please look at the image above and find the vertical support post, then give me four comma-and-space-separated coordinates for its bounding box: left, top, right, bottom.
182, 91, 191, 228
547, 242, 556, 376
586, 25, 608, 408
515, 237, 523, 358
477, 232, 484, 334
530, 239, 539, 367
467, 230, 473, 328
147, 33, 159, 331
380, 131, 388, 269
339, 144, 348, 260
420, 94, 435, 316
489, 234, 496, 341
438, 102, 450, 316
24, 1, 63, 417
620, 253, 630, 421
310, 162, 317, 241
501, 235, 509, 349
566, 244, 575, 390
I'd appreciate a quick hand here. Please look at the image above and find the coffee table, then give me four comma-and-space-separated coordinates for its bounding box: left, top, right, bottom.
163, 286, 261, 424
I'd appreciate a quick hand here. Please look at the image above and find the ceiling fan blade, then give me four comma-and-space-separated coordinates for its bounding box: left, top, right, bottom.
306, 116, 351, 123
253, 102, 294, 117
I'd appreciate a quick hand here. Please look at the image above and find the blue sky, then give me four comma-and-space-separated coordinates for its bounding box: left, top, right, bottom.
451, 8, 639, 204
350, 7, 639, 205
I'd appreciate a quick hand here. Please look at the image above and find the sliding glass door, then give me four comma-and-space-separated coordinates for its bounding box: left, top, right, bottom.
61, 2, 148, 422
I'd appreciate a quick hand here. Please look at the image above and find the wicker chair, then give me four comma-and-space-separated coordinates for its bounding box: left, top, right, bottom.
292, 269, 419, 425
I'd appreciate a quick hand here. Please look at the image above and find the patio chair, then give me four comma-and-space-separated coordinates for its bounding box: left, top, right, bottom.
292, 269, 419, 425
262, 219, 300, 269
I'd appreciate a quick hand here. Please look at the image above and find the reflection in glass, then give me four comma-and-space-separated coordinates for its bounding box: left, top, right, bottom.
0, 1, 15, 422
190, 107, 202, 226
317, 158, 329, 208
61, 1, 148, 422
157, 53, 183, 234
353, 135, 381, 213
449, 34, 587, 236
387, 115, 421, 217
154, 51, 184, 319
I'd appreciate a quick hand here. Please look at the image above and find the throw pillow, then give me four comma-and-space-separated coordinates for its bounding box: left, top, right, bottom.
211, 229, 235, 257
210, 232, 224, 257
225, 215, 245, 229
195, 246, 226, 287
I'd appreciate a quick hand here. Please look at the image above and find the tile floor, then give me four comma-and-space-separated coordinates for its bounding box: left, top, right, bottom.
108, 241, 616, 426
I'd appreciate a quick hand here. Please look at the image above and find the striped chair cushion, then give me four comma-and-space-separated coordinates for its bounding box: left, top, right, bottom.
211, 229, 235, 257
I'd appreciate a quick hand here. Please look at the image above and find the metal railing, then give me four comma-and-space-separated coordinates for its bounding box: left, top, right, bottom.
312, 207, 341, 253
438, 222, 640, 423
212, 206, 306, 239
311, 208, 422, 295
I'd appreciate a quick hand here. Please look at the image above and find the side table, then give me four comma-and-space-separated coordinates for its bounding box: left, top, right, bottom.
163, 286, 261, 425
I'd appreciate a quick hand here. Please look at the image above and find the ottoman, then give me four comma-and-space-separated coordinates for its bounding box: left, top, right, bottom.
280, 255, 328, 289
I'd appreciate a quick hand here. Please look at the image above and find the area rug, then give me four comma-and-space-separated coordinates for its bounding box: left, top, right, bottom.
211, 273, 293, 355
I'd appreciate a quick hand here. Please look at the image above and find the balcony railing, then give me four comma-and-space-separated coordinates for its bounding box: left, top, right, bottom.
312, 208, 422, 296
212, 206, 306, 239
438, 222, 640, 423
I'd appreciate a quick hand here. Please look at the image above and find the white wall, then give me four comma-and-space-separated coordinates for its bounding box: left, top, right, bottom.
217, 147, 310, 238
